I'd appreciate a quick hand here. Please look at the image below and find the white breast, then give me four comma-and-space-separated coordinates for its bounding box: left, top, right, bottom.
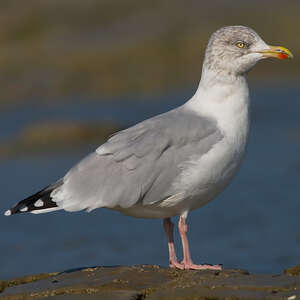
168, 74, 250, 212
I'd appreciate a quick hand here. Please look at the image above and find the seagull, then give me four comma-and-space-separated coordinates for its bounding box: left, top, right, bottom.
5, 26, 293, 270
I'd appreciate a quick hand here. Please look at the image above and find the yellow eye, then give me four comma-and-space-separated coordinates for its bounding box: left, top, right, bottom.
236, 41, 245, 48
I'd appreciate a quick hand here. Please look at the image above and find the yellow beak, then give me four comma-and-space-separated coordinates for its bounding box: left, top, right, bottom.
258, 45, 293, 60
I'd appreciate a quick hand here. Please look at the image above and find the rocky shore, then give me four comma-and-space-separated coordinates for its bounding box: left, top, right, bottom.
1, 265, 300, 300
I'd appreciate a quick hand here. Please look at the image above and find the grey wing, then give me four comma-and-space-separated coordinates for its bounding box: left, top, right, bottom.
51, 107, 223, 212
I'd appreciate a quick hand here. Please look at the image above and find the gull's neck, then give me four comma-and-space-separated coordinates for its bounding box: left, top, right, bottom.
185, 67, 249, 116
199, 65, 248, 89
184, 67, 250, 136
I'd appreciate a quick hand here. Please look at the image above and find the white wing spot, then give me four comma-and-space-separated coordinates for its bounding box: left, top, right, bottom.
4, 210, 11, 216
34, 200, 44, 207
30, 207, 61, 214
20, 206, 28, 212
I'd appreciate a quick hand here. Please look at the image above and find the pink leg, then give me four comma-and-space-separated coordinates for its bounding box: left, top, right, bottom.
178, 216, 222, 270
163, 218, 184, 269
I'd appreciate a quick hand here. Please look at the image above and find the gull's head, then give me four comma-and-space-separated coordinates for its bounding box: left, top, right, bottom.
203, 26, 293, 77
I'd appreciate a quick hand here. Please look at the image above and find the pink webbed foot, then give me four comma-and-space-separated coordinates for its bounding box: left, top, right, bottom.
170, 259, 222, 270
181, 261, 222, 270
169, 259, 185, 270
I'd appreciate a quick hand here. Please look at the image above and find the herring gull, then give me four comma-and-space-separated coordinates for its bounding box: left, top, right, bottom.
5, 26, 293, 270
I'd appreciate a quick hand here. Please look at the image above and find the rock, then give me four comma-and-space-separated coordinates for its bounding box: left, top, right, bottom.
48, 291, 140, 300
285, 264, 300, 276
1, 265, 300, 300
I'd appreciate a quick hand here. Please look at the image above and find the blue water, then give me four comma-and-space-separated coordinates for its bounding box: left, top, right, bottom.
1, 85, 300, 280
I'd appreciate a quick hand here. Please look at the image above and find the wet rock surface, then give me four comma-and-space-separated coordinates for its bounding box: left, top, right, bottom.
1, 265, 300, 300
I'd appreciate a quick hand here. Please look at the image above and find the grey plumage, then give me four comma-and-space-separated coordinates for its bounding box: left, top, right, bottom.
51, 107, 223, 216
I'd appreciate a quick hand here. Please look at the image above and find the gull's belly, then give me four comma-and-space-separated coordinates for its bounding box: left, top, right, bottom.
118, 135, 247, 219
176, 136, 247, 213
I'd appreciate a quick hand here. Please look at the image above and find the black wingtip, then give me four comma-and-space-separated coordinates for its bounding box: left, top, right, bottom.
5, 180, 63, 216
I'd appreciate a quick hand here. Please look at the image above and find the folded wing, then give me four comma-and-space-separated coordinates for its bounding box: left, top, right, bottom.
51, 107, 223, 212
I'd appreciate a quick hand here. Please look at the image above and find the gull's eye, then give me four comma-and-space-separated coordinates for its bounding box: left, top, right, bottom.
236, 41, 246, 48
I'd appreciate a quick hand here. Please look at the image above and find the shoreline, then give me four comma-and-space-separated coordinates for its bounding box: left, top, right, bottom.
1, 264, 300, 299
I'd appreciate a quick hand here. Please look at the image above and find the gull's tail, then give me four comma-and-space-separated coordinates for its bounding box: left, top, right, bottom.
4, 180, 63, 216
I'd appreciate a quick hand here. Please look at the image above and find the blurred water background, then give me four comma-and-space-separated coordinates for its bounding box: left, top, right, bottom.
0, 0, 300, 280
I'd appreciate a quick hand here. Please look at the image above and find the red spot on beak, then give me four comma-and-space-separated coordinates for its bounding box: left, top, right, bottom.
277, 53, 289, 60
